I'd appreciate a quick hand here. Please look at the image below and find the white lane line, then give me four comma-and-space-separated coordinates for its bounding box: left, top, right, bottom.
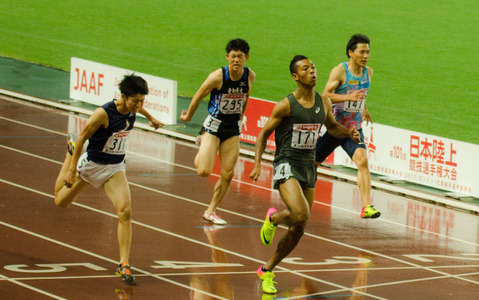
127, 181, 479, 288
4, 170, 479, 291
295, 270, 479, 300
2, 137, 479, 290
0, 144, 62, 165
6, 264, 478, 281
1, 113, 477, 243
2, 116, 479, 295
0, 179, 385, 299
0, 273, 67, 300
0, 220, 230, 300
0, 116, 64, 135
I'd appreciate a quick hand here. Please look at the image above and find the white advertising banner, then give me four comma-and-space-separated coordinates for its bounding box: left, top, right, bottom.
333, 123, 479, 197
69, 57, 177, 124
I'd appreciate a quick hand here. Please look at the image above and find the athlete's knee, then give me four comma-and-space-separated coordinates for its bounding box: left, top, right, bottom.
290, 210, 310, 229
117, 206, 132, 222
288, 223, 306, 240
196, 158, 214, 177
54, 192, 74, 208
54, 197, 69, 208
355, 155, 369, 170
220, 169, 235, 183
197, 167, 212, 177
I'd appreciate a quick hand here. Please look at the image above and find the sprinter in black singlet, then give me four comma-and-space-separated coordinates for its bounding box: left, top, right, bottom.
250, 56, 360, 294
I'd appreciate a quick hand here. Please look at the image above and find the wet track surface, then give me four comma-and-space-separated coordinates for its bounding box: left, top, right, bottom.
1, 97, 478, 299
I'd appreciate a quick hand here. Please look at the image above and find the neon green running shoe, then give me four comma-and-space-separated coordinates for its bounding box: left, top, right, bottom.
257, 266, 277, 294
260, 208, 277, 246
361, 205, 381, 219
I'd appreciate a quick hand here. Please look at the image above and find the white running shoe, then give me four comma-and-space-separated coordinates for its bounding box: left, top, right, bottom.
203, 211, 227, 225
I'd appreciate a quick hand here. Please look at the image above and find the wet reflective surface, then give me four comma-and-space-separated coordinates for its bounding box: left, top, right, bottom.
1, 97, 478, 299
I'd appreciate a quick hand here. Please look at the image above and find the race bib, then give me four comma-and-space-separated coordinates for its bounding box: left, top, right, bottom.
203, 115, 221, 132
343, 100, 365, 113
219, 94, 244, 114
102, 131, 130, 155
291, 123, 321, 149
273, 163, 293, 181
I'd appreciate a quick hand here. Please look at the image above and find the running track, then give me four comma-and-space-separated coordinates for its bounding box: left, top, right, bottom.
1, 96, 478, 299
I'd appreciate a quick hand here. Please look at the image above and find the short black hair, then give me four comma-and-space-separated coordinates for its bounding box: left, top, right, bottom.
346, 34, 370, 58
119, 73, 148, 97
226, 38, 250, 55
289, 55, 308, 74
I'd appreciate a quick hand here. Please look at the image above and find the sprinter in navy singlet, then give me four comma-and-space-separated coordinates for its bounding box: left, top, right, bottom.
202, 65, 250, 141
181, 38, 256, 225
54, 74, 162, 284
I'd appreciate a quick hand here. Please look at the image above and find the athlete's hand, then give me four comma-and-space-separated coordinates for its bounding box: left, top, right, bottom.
349, 127, 361, 143
348, 88, 367, 102
180, 110, 191, 122
149, 117, 164, 130
249, 165, 262, 182
63, 169, 76, 188
362, 110, 372, 125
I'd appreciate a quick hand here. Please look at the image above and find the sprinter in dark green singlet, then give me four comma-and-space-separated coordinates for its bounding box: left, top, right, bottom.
272, 92, 325, 190
250, 55, 360, 294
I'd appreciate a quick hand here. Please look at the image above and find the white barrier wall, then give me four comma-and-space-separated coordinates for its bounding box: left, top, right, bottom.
333, 123, 479, 198
69, 57, 177, 125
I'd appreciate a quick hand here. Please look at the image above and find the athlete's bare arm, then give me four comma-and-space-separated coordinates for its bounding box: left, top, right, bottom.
242, 68, 256, 117
63, 108, 108, 187
180, 69, 223, 122
139, 107, 163, 129
250, 98, 290, 181
322, 96, 360, 142
362, 66, 374, 125
322, 64, 367, 103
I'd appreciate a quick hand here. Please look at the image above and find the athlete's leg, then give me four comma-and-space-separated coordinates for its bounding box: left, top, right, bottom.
352, 147, 371, 207
205, 135, 239, 215
195, 132, 220, 177
269, 184, 315, 227
315, 132, 340, 168
263, 179, 313, 271
102, 171, 132, 264
55, 153, 72, 195
54, 153, 88, 208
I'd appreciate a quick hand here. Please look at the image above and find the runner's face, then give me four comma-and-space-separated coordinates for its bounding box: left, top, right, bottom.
125, 94, 145, 114
226, 50, 248, 71
349, 43, 370, 67
295, 59, 317, 87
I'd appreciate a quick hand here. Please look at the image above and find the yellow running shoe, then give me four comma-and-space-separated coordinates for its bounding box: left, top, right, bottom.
360, 205, 381, 219
260, 208, 277, 246
257, 265, 277, 294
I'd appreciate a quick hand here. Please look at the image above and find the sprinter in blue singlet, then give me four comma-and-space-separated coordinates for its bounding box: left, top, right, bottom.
315, 34, 381, 219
